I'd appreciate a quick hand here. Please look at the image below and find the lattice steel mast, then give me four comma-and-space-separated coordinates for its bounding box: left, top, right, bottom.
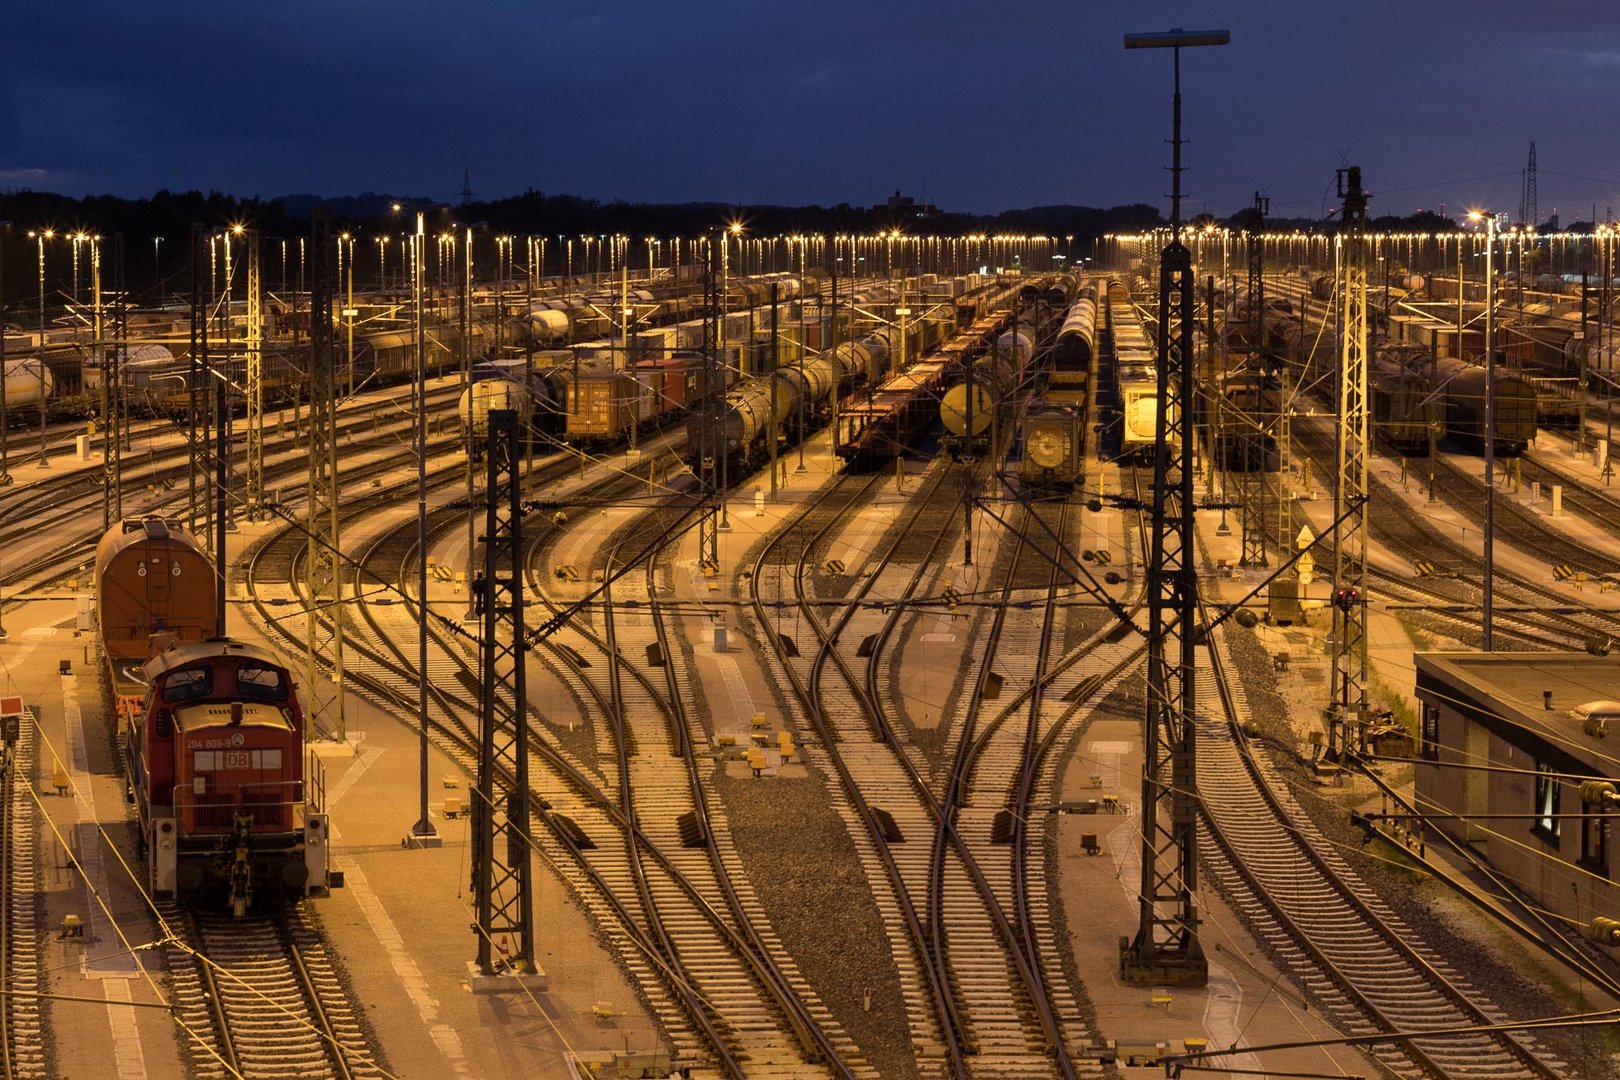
1330, 167, 1370, 758
110, 235, 127, 522
188, 224, 209, 541
696, 233, 722, 574
1523, 142, 1537, 228
1238, 192, 1270, 567
1121, 27, 1227, 987
91, 236, 115, 530
472, 408, 537, 975
305, 211, 346, 742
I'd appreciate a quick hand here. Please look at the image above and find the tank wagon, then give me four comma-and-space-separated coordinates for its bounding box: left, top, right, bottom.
940, 289, 1069, 457
1, 356, 55, 412
1049, 286, 1099, 404
458, 353, 572, 440
693, 308, 943, 474
95, 519, 337, 913
1016, 282, 1097, 491
938, 321, 1034, 448
835, 311, 1005, 468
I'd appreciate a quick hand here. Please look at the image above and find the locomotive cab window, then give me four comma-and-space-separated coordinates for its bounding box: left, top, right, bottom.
161, 667, 212, 703
235, 663, 286, 700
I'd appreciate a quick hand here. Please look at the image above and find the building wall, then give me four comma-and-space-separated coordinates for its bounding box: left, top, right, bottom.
1417, 676, 1617, 945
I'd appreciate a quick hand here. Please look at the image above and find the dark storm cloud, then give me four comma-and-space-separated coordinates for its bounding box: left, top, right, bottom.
6, 0, 1620, 219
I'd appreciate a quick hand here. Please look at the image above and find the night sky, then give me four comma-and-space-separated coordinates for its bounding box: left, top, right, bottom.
6, 1, 1618, 222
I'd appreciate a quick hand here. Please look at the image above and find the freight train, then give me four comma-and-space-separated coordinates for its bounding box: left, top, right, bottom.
1015, 277, 1117, 490
1430, 355, 1538, 455
1275, 270, 1541, 458
939, 275, 1074, 457
90, 321, 496, 420
696, 308, 935, 474
939, 319, 1037, 456
683, 277, 1022, 475
1370, 345, 1446, 455
1215, 369, 1283, 472
96, 519, 336, 913
32, 271, 809, 422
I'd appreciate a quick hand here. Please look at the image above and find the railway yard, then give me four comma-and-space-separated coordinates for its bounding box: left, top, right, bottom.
4, 229, 1620, 1080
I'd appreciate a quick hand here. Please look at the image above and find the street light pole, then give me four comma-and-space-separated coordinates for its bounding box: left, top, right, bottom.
33, 229, 53, 467
409, 209, 440, 847
0, 221, 8, 638
1471, 210, 1498, 651
0, 220, 11, 489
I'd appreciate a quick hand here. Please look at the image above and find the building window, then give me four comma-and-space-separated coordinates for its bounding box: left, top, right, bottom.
1581, 811, 1609, 876
1420, 704, 1440, 760
1535, 762, 1561, 841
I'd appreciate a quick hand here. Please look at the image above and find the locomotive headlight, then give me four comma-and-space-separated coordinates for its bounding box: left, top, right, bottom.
1027, 425, 1067, 469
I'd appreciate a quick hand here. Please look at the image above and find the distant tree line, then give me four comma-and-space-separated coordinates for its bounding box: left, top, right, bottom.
0, 186, 1173, 315
0, 185, 1509, 321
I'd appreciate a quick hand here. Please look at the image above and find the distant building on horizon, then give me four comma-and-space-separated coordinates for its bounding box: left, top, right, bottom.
875, 189, 942, 223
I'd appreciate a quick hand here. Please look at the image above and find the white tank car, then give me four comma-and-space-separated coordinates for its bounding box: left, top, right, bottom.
460, 377, 529, 440
2, 356, 56, 408
460, 354, 567, 440
512, 307, 574, 345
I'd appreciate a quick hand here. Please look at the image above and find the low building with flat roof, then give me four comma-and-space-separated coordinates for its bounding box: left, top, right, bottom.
1413, 651, 1620, 939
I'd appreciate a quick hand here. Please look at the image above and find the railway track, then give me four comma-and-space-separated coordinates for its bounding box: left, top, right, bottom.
913, 498, 1099, 1076
1, 707, 47, 1080
244, 448, 850, 1076
534, 495, 865, 1076
751, 460, 1097, 1076
159, 903, 381, 1079
749, 470, 961, 1067
1195, 611, 1569, 1078
1285, 414, 1613, 649
0, 383, 462, 597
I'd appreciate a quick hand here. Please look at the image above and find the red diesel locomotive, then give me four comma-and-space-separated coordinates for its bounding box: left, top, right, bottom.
96, 519, 336, 913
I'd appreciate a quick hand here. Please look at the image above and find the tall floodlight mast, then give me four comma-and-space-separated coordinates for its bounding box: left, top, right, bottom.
1120, 26, 1227, 988
305, 211, 346, 742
